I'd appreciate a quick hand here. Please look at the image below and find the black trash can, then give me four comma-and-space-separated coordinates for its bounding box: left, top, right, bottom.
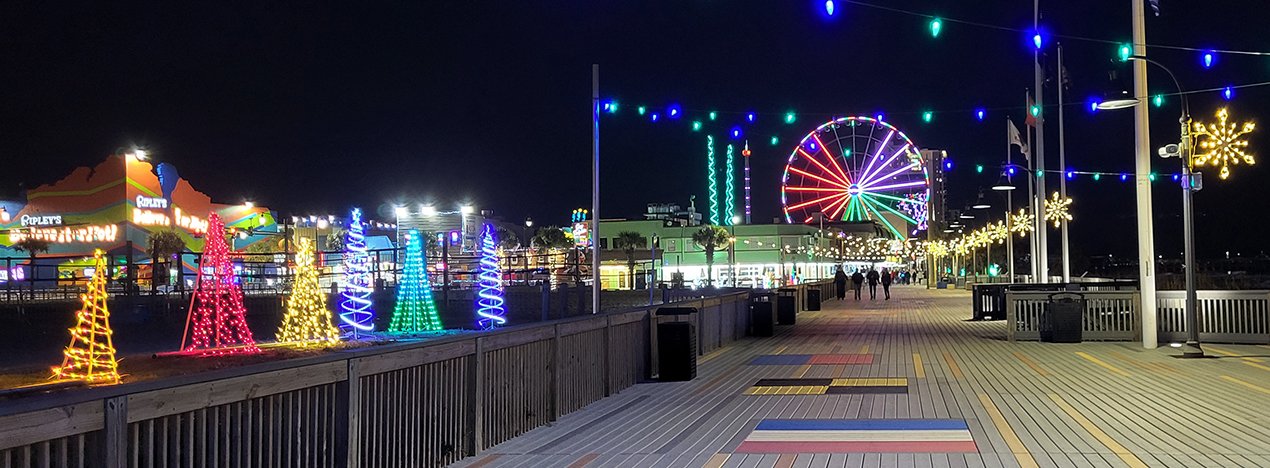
1040, 292, 1084, 343
750, 293, 776, 337
776, 287, 797, 325
806, 288, 822, 311
656, 307, 698, 381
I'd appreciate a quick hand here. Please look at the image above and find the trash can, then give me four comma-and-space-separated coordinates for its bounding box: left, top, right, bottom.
1040, 292, 1084, 343
656, 307, 698, 381
806, 288, 822, 311
750, 292, 776, 337
776, 288, 798, 325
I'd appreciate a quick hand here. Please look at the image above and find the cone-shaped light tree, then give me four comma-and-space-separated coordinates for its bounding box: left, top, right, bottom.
180, 213, 260, 354
339, 208, 375, 337
277, 237, 342, 346
475, 223, 507, 329
389, 230, 444, 333
50, 249, 120, 384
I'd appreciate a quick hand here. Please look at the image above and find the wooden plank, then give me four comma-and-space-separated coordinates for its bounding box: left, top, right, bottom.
557, 316, 608, 336
103, 396, 126, 468
126, 361, 347, 423
480, 324, 555, 351
353, 339, 476, 376
0, 401, 104, 450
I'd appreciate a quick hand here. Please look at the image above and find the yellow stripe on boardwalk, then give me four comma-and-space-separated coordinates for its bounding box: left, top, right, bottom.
943, 352, 964, 380
1048, 394, 1149, 468
859, 344, 870, 354
795, 364, 813, 378
1075, 352, 1131, 377
977, 394, 1039, 468
743, 386, 828, 395
1244, 361, 1270, 372
702, 453, 729, 468
830, 378, 908, 387
1206, 345, 1265, 363
1012, 351, 1049, 377
1221, 375, 1270, 395
913, 353, 926, 378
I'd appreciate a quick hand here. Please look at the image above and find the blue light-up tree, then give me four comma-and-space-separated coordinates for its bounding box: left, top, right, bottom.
389, 230, 444, 333
339, 208, 375, 338
475, 224, 507, 329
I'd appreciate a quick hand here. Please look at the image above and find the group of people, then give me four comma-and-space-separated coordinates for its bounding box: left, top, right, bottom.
832, 266, 896, 301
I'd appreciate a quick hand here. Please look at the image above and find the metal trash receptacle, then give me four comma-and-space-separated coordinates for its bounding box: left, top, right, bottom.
776, 288, 797, 325
750, 293, 776, 337
806, 288, 822, 311
1040, 292, 1084, 343
656, 307, 698, 381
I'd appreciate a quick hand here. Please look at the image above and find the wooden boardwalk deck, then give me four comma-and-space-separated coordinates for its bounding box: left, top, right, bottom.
455, 286, 1270, 468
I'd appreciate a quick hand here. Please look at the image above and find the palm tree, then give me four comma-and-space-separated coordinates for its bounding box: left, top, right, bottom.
692, 225, 731, 287
145, 230, 186, 288
13, 237, 51, 299
614, 231, 647, 290
530, 226, 571, 250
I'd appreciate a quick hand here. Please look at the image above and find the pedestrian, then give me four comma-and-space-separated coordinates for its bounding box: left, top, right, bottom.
833, 266, 848, 300
881, 267, 893, 300
866, 268, 880, 300
851, 269, 865, 300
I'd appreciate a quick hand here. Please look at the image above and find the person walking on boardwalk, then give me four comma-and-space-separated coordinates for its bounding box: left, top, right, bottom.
851, 269, 864, 300
881, 267, 893, 300
833, 266, 848, 300
866, 268, 880, 300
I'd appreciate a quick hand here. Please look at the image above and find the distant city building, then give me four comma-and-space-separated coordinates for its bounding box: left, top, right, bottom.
642, 201, 702, 227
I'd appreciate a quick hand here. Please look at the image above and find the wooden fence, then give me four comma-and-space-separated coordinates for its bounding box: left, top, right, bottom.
0, 282, 830, 467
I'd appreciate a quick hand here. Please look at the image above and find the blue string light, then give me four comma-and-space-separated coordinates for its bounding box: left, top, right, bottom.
475, 224, 506, 330
1202, 51, 1216, 69
825, 0, 834, 16
1223, 86, 1234, 100
339, 208, 375, 338
975, 109, 985, 121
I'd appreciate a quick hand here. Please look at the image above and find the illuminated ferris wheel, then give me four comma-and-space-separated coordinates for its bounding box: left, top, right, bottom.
780, 116, 930, 238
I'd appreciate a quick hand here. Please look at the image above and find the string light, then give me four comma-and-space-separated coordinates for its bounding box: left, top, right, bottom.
340, 208, 375, 337
50, 249, 119, 384
1044, 192, 1073, 228
785, 112, 797, 124
1223, 86, 1234, 100
1203, 51, 1216, 69
277, 237, 342, 346
976, 109, 985, 121
770, 136, 779, 146
1192, 107, 1256, 180
706, 135, 720, 225
692, 121, 702, 131
181, 213, 260, 355
1118, 43, 1133, 62
476, 224, 507, 329
928, 17, 942, 38
1153, 95, 1165, 107
389, 230, 444, 333
731, 127, 743, 139
725, 144, 736, 225
922, 111, 934, 123
637, 106, 646, 116
825, 0, 835, 16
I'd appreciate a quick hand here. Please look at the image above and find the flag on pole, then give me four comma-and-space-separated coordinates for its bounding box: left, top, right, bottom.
1008, 119, 1030, 160
1150, 0, 1161, 16
1025, 93, 1038, 127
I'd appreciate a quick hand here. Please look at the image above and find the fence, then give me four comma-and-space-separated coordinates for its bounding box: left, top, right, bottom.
0, 282, 828, 467
1006, 289, 1270, 343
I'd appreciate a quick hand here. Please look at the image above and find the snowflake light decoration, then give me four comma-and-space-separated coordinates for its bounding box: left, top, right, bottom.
1044, 192, 1073, 228
898, 192, 929, 231
1010, 209, 1034, 237
1192, 107, 1255, 180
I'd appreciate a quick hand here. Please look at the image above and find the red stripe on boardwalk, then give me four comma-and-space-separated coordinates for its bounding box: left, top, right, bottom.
567, 453, 600, 467
465, 454, 502, 467
808, 354, 874, 365
735, 440, 978, 453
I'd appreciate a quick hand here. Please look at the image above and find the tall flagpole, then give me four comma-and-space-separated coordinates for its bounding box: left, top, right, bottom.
1025, 93, 1038, 282
1058, 45, 1071, 283
1006, 121, 1015, 282
591, 64, 601, 315
1033, 0, 1049, 283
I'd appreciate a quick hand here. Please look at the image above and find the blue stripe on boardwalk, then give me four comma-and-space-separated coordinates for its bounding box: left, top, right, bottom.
755, 419, 969, 431
749, 355, 812, 365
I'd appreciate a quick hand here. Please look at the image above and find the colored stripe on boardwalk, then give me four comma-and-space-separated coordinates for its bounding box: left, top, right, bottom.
1221, 375, 1270, 395
977, 394, 1039, 468
1048, 394, 1149, 468
735, 441, 978, 453
702, 453, 729, 468
1075, 351, 1131, 377
566, 453, 600, 467
913, 353, 926, 378
942, 352, 964, 379
748, 354, 874, 365
755, 419, 969, 430
739, 419, 976, 453
1012, 351, 1049, 377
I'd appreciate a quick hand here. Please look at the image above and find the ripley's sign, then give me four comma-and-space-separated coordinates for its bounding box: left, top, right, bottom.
20, 214, 63, 227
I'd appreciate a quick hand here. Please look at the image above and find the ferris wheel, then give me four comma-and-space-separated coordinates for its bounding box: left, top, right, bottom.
780, 116, 930, 239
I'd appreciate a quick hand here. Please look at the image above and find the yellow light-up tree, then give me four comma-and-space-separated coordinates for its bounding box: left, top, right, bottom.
1044, 192, 1073, 228
1193, 107, 1255, 180
51, 249, 120, 384
276, 237, 341, 346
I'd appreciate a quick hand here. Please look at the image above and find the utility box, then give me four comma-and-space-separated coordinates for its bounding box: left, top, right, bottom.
1040, 293, 1084, 343
806, 288, 822, 311
750, 293, 776, 337
656, 307, 698, 381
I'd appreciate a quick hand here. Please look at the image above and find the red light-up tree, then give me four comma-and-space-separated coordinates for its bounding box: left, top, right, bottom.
179, 213, 260, 355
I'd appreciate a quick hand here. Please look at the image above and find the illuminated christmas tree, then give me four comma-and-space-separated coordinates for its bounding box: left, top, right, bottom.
338, 208, 375, 338
475, 224, 506, 329
276, 237, 341, 346
180, 213, 260, 355
50, 249, 120, 384
389, 230, 444, 333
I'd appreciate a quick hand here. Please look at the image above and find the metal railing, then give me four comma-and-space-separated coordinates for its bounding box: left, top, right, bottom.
1006, 290, 1141, 342
0, 282, 828, 467
1006, 289, 1270, 343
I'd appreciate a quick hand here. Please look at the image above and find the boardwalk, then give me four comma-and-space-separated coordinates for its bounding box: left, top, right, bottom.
456, 286, 1270, 468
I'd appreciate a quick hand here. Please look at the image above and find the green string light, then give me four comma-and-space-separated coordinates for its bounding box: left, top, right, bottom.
706, 136, 719, 225
785, 112, 796, 124
1036, 169, 1044, 178
724, 144, 736, 226
692, 121, 702, 131
1152, 95, 1165, 107
1030, 105, 1041, 117
770, 136, 779, 146
929, 18, 942, 38
1118, 43, 1133, 61
708, 111, 717, 121
975, 165, 984, 173
637, 106, 646, 116
1093, 173, 1101, 181
922, 111, 934, 123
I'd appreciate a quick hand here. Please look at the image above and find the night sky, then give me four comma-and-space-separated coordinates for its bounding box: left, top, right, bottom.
1, 1, 1265, 262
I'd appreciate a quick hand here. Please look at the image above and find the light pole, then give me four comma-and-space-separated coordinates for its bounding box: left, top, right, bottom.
729, 215, 740, 287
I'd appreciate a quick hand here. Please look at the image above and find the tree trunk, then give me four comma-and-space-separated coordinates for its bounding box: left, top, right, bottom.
705, 246, 714, 287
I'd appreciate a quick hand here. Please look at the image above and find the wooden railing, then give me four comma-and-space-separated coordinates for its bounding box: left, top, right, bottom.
0, 282, 830, 467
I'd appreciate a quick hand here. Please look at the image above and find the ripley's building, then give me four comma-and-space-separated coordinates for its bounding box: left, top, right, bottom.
0, 153, 277, 286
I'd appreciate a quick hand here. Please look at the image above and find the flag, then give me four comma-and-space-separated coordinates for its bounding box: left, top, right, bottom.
1060, 65, 1072, 90
1008, 119, 1030, 159
1025, 94, 1038, 127
1150, 0, 1161, 16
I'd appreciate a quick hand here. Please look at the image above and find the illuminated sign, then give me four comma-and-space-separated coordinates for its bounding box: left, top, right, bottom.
10, 224, 119, 244
0, 266, 24, 283
571, 221, 590, 247
135, 195, 169, 209
133, 206, 208, 233
20, 214, 63, 227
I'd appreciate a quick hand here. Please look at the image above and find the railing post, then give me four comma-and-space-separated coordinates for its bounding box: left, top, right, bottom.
469, 337, 485, 455
551, 324, 562, 420
104, 396, 127, 468
1006, 292, 1016, 343
603, 315, 612, 397
1135, 290, 1144, 341
340, 360, 360, 468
